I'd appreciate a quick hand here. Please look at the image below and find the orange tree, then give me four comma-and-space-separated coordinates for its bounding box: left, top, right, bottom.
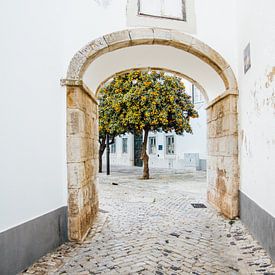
98, 69, 198, 179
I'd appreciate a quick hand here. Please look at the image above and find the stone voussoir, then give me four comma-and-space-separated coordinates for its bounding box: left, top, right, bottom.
169, 30, 193, 51
129, 28, 154, 45
103, 30, 131, 51
190, 39, 229, 71
220, 67, 238, 91
152, 28, 172, 45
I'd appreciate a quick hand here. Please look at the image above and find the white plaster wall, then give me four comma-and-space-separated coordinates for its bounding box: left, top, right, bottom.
237, 0, 275, 217
175, 81, 207, 160
0, 0, 127, 232
194, 0, 238, 75
61, 0, 128, 75
0, 1, 67, 232
176, 102, 207, 159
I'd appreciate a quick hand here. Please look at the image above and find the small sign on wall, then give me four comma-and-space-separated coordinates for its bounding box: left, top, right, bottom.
244, 43, 251, 74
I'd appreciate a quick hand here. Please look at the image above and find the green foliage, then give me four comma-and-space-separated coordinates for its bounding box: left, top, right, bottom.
98, 69, 198, 136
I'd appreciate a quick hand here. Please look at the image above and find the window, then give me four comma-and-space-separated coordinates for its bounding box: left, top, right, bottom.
191, 85, 204, 104
149, 137, 157, 154
122, 138, 128, 153
127, 0, 196, 34
110, 141, 116, 154
138, 0, 186, 21
166, 135, 175, 155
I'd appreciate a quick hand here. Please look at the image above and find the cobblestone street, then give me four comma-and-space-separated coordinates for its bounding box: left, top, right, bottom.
22, 167, 275, 275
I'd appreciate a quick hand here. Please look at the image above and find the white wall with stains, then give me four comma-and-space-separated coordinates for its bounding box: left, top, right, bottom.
237, 0, 275, 217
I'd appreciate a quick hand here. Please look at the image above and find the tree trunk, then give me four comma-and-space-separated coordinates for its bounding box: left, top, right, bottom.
99, 150, 103, 173
98, 136, 115, 173
98, 138, 106, 173
140, 128, 149, 179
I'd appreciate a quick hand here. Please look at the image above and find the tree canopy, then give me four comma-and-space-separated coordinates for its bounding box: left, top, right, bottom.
98, 69, 198, 178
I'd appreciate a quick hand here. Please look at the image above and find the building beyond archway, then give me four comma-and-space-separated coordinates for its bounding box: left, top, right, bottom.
62, 28, 239, 242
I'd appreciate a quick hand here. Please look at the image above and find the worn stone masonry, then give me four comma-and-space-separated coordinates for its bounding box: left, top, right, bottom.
67, 84, 99, 241
62, 28, 240, 238
207, 91, 239, 219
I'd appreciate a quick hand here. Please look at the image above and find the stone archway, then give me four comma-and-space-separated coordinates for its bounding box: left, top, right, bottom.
62, 28, 239, 241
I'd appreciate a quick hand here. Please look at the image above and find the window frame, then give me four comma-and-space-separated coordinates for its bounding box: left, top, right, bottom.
122, 138, 128, 154
110, 140, 116, 154
148, 136, 157, 155
192, 84, 204, 104
127, 0, 196, 34
138, 0, 186, 22
166, 135, 175, 155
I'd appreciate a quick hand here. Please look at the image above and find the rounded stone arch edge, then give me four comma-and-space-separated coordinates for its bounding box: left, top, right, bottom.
61, 28, 238, 93
64, 28, 240, 242
94, 67, 209, 102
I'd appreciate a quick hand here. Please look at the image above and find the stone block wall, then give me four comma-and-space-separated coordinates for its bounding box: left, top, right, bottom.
207, 92, 239, 219
66, 85, 99, 241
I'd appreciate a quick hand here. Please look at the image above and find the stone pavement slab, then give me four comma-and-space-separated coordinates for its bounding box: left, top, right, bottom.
22, 166, 275, 275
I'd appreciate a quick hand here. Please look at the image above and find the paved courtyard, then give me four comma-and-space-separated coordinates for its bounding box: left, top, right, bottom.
22, 166, 275, 274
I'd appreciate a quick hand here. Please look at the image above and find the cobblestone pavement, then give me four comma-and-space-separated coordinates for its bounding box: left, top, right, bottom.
22, 167, 275, 275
